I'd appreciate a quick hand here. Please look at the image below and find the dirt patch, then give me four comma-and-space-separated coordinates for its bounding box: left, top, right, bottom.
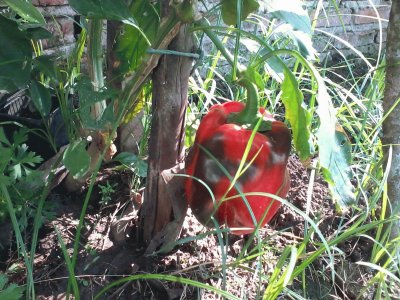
0, 156, 375, 299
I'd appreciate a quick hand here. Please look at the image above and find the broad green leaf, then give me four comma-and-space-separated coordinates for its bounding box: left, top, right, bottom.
252, 45, 285, 83
266, 0, 316, 59
33, 55, 60, 83
113, 152, 138, 166
0, 15, 32, 91
69, 0, 149, 44
273, 24, 317, 60
29, 81, 52, 117
4, 0, 46, 24
63, 140, 91, 179
240, 37, 260, 53
314, 76, 355, 209
76, 77, 117, 130
115, 0, 160, 74
266, 0, 312, 35
281, 68, 313, 161
69, 0, 132, 22
25, 27, 52, 40
221, 0, 260, 26
289, 30, 317, 60
114, 152, 148, 177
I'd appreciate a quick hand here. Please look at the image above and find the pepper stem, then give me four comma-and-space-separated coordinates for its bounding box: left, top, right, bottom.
230, 77, 260, 126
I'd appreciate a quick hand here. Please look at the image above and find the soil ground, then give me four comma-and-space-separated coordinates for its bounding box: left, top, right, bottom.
0, 156, 377, 299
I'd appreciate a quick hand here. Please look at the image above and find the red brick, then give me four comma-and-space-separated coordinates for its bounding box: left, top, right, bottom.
42, 17, 75, 49
310, 8, 353, 28
354, 6, 391, 24
58, 18, 74, 36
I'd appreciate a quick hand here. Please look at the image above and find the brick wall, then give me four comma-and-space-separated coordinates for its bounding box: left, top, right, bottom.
33, 0, 392, 61
307, 0, 391, 61
32, 0, 78, 55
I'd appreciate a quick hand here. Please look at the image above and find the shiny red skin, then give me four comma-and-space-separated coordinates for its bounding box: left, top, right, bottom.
185, 102, 291, 235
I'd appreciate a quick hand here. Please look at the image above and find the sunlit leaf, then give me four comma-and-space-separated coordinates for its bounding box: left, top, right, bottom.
253, 45, 285, 83
63, 140, 90, 179
281, 68, 313, 161
266, 0, 312, 34
273, 24, 317, 60
4, 0, 46, 24
115, 0, 160, 74
266, 0, 316, 59
315, 78, 356, 210
221, 0, 260, 26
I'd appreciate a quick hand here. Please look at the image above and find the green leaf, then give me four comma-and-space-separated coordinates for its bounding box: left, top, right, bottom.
315, 77, 355, 210
0, 128, 11, 146
266, 0, 312, 35
10, 144, 43, 180
29, 81, 52, 118
0, 273, 24, 300
12, 128, 28, 146
266, 0, 316, 59
274, 24, 317, 60
221, 0, 260, 26
4, 0, 46, 24
76, 77, 117, 130
252, 45, 285, 83
13, 127, 28, 147
114, 152, 147, 177
243, 67, 264, 90
115, 0, 160, 74
0, 146, 12, 176
63, 140, 91, 179
0, 15, 32, 91
69, 0, 149, 44
33, 55, 60, 83
25, 27, 53, 40
281, 68, 313, 161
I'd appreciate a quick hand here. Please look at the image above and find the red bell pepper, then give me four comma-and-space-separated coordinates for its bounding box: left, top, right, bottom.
185, 79, 291, 235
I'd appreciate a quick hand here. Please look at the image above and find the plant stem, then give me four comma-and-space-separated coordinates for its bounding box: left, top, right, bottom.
194, 19, 235, 68
87, 19, 106, 119
1, 183, 35, 300
232, 78, 260, 125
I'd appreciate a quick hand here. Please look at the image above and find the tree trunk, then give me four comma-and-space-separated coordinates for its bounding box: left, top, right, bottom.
138, 24, 193, 253
382, 1, 400, 242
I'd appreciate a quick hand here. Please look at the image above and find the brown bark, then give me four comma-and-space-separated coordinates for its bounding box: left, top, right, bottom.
382, 1, 400, 241
138, 25, 194, 253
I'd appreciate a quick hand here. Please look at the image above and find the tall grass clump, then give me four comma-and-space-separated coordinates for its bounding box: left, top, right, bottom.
180, 2, 399, 299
